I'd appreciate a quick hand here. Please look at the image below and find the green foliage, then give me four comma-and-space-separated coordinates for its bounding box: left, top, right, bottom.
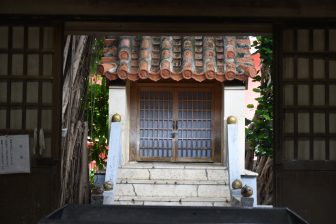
89, 169, 95, 186
90, 38, 104, 74
247, 104, 255, 109
246, 36, 273, 157
86, 78, 109, 170
85, 37, 109, 171
252, 36, 273, 66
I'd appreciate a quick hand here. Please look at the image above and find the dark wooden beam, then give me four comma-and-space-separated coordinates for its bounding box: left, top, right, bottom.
1, 0, 336, 18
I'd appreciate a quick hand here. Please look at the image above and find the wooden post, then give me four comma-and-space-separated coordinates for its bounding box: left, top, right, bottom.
79, 121, 89, 203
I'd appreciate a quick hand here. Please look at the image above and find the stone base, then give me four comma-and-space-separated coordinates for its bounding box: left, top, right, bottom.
112, 163, 230, 206
241, 197, 254, 207
91, 194, 104, 205
231, 195, 254, 207
103, 191, 114, 205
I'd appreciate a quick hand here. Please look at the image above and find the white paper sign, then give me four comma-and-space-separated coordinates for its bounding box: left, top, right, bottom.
0, 135, 30, 174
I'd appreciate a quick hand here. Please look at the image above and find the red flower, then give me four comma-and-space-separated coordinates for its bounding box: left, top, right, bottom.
89, 160, 97, 171
91, 75, 97, 83
96, 79, 102, 85
87, 141, 94, 149
99, 152, 106, 160
90, 74, 103, 85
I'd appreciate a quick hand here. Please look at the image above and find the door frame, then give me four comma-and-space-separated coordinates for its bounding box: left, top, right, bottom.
129, 81, 223, 163
0, 20, 63, 222
273, 22, 336, 223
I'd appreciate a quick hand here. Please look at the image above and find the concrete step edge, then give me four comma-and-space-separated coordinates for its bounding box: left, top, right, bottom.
119, 163, 228, 170
112, 201, 231, 207
114, 196, 230, 202
116, 179, 228, 185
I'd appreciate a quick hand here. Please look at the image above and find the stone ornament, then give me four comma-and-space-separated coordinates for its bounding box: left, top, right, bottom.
227, 116, 237, 124
112, 113, 121, 122
103, 181, 113, 191
231, 179, 243, 189
241, 185, 253, 197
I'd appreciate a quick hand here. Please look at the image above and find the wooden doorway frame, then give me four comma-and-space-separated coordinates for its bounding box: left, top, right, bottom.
129, 82, 223, 163
3, 13, 336, 223
273, 22, 336, 224
0, 19, 63, 223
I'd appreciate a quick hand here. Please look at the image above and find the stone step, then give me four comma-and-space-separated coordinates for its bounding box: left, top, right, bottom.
113, 200, 230, 207
114, 195, 230, 207
120, 162, 228, 170
114, 196, 230, 203
114, 183, 230, 198
117, 179, 228, 185
113, 163, 230, 207
118, 167, 228, 181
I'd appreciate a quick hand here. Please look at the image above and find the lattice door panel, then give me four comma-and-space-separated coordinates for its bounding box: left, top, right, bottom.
0, 25, 59, 159
139, 90, 173, 160
281, 28, 336, 162
177, 91, 212, 161
137, 87, 215, 162
275, 25, 336, 224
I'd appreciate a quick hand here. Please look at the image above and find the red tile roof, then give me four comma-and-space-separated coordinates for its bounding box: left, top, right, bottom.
98, 36, 256, 82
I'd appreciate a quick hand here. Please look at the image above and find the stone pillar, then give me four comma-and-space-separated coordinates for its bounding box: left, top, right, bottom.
108, 85, 128, 164
103, 122, 122, 204
223, 86, 245, 176
224, 86, 258, 207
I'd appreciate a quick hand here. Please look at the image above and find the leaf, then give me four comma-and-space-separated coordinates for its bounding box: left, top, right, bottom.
246, 36, 273, 157
254, 75, 262, 81
247, 104, 255, 109
262, 114, 271, 120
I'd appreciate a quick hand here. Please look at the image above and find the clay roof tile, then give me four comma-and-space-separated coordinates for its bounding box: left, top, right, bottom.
98, 35, 256, 82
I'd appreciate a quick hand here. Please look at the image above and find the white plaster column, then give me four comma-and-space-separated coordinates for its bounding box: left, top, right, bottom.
108, 85, 129, 164
104, 122, 122, 204
223, 86, 246, 180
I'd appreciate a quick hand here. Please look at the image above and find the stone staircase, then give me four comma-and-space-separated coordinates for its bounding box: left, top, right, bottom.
113, 162, 231, 206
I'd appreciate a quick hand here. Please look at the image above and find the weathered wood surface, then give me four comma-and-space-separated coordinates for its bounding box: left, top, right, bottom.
1, 0, 336, 18
79, 122, 89, 204
39, 205, 308, 224
60, 35, 93, 206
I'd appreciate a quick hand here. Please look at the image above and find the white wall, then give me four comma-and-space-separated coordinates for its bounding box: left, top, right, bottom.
224, 86, 259, 206
108, 85, 129, 165
223, 86, 246, 176
109, 84, 246, 170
